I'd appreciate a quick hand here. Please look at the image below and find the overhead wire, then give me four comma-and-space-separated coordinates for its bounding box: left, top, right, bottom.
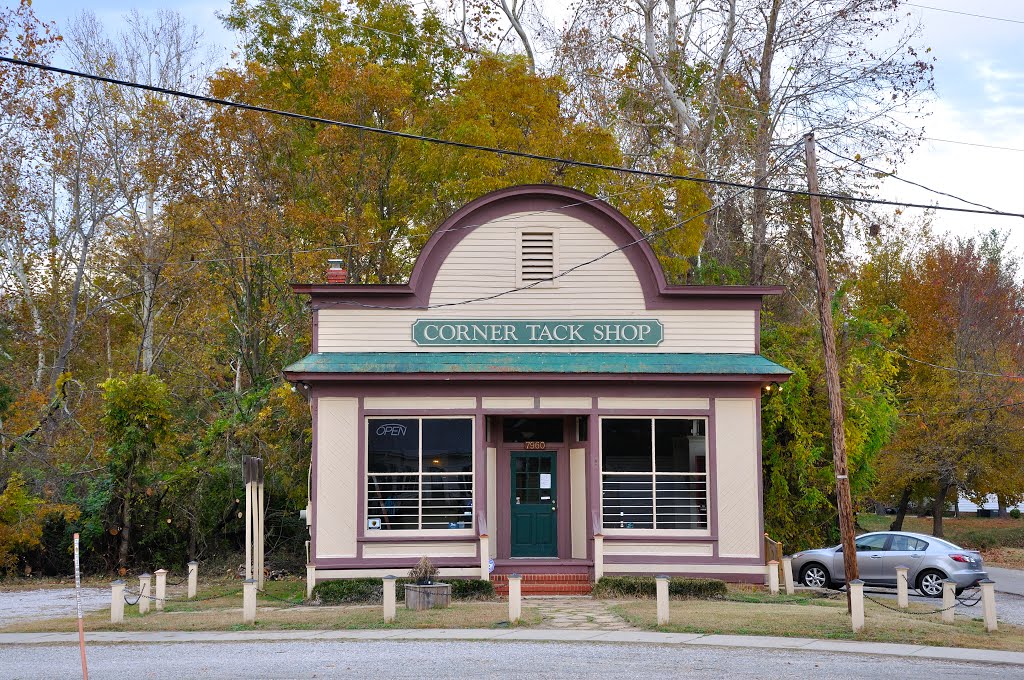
904, 2, 1024, 25
4, 55, 1024, 220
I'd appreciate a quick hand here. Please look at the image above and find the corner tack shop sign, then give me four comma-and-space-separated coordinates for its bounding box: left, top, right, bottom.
412, 319, 663, 347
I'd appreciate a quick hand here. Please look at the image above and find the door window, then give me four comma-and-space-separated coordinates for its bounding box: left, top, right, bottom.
889, 535, 928, 552
854, 534, 890, 551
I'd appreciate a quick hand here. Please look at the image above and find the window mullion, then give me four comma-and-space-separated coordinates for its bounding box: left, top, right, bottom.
417, 418, 424, 531
650, 418, 657, 530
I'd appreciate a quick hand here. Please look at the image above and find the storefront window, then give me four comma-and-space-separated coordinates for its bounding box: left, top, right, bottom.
367, 417, 474, 531
601, 418, 707, 530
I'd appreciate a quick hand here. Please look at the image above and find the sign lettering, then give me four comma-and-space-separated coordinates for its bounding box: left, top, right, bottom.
412, 319, 663, 346
376, 423, 408, 436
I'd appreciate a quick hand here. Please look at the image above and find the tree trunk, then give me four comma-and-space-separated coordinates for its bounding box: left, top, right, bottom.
932, 482, 950, 538
890, 486, 912, 531
749, 0, 782, 285
118, 493, 133, 570
998, 498, 1009, 519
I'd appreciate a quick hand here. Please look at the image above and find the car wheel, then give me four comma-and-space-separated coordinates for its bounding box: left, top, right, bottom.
916, 569, 946, 598
800, 563, 831, 589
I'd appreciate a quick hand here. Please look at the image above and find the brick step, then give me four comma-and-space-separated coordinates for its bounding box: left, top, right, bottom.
491, 572, 593, 596
490, 573, 590, 583
494, 584, 593, 596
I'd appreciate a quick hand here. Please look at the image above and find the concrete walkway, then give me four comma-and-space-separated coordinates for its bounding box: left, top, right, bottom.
2, 628, 1023, 667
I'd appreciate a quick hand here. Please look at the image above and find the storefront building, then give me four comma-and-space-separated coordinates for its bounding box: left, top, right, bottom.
284, 185, 791, 592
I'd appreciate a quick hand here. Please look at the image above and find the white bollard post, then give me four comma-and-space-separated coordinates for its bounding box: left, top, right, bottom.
782, 557, 795, 595
593, 534, 604, 582
767, 560, 779, 595
849, 579, 865, 632
508, 574, 522, 624
306, 564, 315, 599
479, 534, 490, 580
243, 578, 257, 625
111, 580, 125, 624
895, 566, 909, 609
383, 575, 397, 623
154, 569, 167, 611
656, 575, 670, 625
980, 579, 997, 632
187, 561, 198, 600
138, 573, 152, 615
941, 579, 956, 624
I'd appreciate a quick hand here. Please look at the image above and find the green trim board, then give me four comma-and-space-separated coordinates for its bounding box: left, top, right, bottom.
284, 352, 792, 376
412, 319, 663, 346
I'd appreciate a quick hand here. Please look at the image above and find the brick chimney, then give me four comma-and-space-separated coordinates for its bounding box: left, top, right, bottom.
326, 259, 348, 284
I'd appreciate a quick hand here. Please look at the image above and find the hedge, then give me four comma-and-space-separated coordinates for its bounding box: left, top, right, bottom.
312, 577, 495, 604
591, 576, 727, 600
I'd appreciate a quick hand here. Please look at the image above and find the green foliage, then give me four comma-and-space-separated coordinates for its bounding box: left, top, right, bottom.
313, 577, 494, 604
0, 472, 79, 575
1011, 509, 1022, 520
591, 576, 726, 599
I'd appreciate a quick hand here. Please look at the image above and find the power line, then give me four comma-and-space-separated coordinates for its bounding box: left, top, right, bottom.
905, 2, 1024, 26
874, 342, 1024, 380
902, 399, 1024, 418
5, 55, 1024, 220
923, 137, 1024, 153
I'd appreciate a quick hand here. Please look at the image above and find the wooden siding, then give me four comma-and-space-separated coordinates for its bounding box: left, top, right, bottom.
603, 542, 714, 557
317, 213, 756, 353
715, 398, 760, 558
316, 398, 359, 558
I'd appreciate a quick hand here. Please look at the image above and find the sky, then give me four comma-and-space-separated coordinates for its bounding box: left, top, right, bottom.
24, 0, 1024, 256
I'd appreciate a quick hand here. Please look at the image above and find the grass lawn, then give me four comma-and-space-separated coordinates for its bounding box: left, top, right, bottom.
611, 589, 1024, 652
857, 514, 1024, 568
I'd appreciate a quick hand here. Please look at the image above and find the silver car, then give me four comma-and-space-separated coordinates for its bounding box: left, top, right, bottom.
791, 531, 987, 597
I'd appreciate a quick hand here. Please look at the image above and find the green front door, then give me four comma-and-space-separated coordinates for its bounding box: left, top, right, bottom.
510, 451, 557, 557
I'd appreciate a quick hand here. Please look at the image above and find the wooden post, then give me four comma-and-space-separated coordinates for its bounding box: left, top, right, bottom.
782, 557, 795, 595
849, 580, 865, 632
479, 534, 490, 580
244, 476, 253, 582
110, 580, 125, 624
138, 573, 151, 615
306, 564, 316, 599
655, 575, 670, 625
243, 579, 257, 625
383, 576, 397, 623
154, 569, 167, 611
187, 561, 198, 600
895, 566, 909, 609
257, 458, 265, 591
508, 574, 522, 624
593, 534, 604, 582
941, 579, 956, 624
980, 579, 997, 632
805, 132, 859, 610
767, 561, 779, 595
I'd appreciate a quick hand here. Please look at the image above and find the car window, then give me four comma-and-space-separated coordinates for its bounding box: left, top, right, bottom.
889, 535, 928, 551
854, 534, 889, 551
929, 537, 961, 551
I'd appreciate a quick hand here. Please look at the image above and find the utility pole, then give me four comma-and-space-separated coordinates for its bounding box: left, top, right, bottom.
804, 132, 859, 610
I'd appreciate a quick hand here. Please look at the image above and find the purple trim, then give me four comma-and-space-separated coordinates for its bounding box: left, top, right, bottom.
709, 399, 719, 558
496, 438, 511, 559
491, 560, 591, 575
308, 382, 763, 399
587, 398, 600, 561
601, 569, 764, 584
292, 185, 783, 311
604, 555, 763, 566
602, 534, 715, 543
310, 397, 318, 562
356, 399, 366, 548
474, 411, 486, 536
314, 557, 479, 569
557, 418, 571, 558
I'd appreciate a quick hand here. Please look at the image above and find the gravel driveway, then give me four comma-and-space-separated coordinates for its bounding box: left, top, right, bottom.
0, 588, 109, 627
3, 639, 1022, 679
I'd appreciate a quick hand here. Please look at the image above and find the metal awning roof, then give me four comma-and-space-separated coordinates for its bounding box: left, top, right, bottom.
283, 352, 791, 378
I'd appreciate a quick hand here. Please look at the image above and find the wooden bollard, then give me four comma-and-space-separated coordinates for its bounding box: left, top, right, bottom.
155, 569, 167, 611
767, 560, 779, 595
110, 580, 125, 624
479, 534, 490, 580
383, 575, 397, 623
187, 561, 198, 599
508, 574, 522, 624
980, 579, 997, 632
849, 579, 865, 632
593, 535, 604, 581
895, 566, 909, 609
782, 557, 795, 595
243, 578, 257, 625
656, 575, 670, 625
306, 564, 315, 599
941, 579, 956, 624
138, 573, 152, 615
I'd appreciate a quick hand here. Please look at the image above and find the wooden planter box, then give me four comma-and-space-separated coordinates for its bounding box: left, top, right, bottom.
404, 583, 452, 611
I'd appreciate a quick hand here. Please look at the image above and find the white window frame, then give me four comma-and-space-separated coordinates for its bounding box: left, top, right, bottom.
365, 416, 476, 536
599, 416, 710, 536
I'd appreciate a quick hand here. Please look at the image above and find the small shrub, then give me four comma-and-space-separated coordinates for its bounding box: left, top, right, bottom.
409, 556, 439, 583
313, 577, 494, 604
592, 576, 726, 599
1011, 509, 1022, 520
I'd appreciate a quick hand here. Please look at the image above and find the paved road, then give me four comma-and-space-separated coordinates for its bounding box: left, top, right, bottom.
3, 639, 1023, 679
989, 567, 1024, 596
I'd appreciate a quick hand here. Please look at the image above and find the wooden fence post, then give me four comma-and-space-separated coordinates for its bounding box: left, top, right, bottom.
782, 557, 795, 595
895, 566, 909, 609
110, 581, 125, 624
941, 579, 956, 624
187, 561, 198, 600
508, 574, 522, 624
767, 561, 779, 595
383, 575, 397, 623
849, 579, 865, 632
243, 579, 257, 625
154, 569, 167, 611
980, 579, 997, 632
656, 575, 670, 625
138, 573, 151, 615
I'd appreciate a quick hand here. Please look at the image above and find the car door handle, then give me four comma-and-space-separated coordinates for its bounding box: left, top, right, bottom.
869, 554, 883, 559
911, 554, 922, 559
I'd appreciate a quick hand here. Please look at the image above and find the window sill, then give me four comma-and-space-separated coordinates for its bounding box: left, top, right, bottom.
360, 530, 478, 541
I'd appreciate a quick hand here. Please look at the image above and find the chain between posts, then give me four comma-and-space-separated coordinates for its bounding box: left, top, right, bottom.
863, 583, 982, 615
123, 587, 242, 604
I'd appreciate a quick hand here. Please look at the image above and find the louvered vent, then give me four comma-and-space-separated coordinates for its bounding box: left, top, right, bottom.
519, 230, 557, 286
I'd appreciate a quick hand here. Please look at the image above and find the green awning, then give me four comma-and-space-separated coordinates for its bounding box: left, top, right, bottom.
284, 352, 791, 377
